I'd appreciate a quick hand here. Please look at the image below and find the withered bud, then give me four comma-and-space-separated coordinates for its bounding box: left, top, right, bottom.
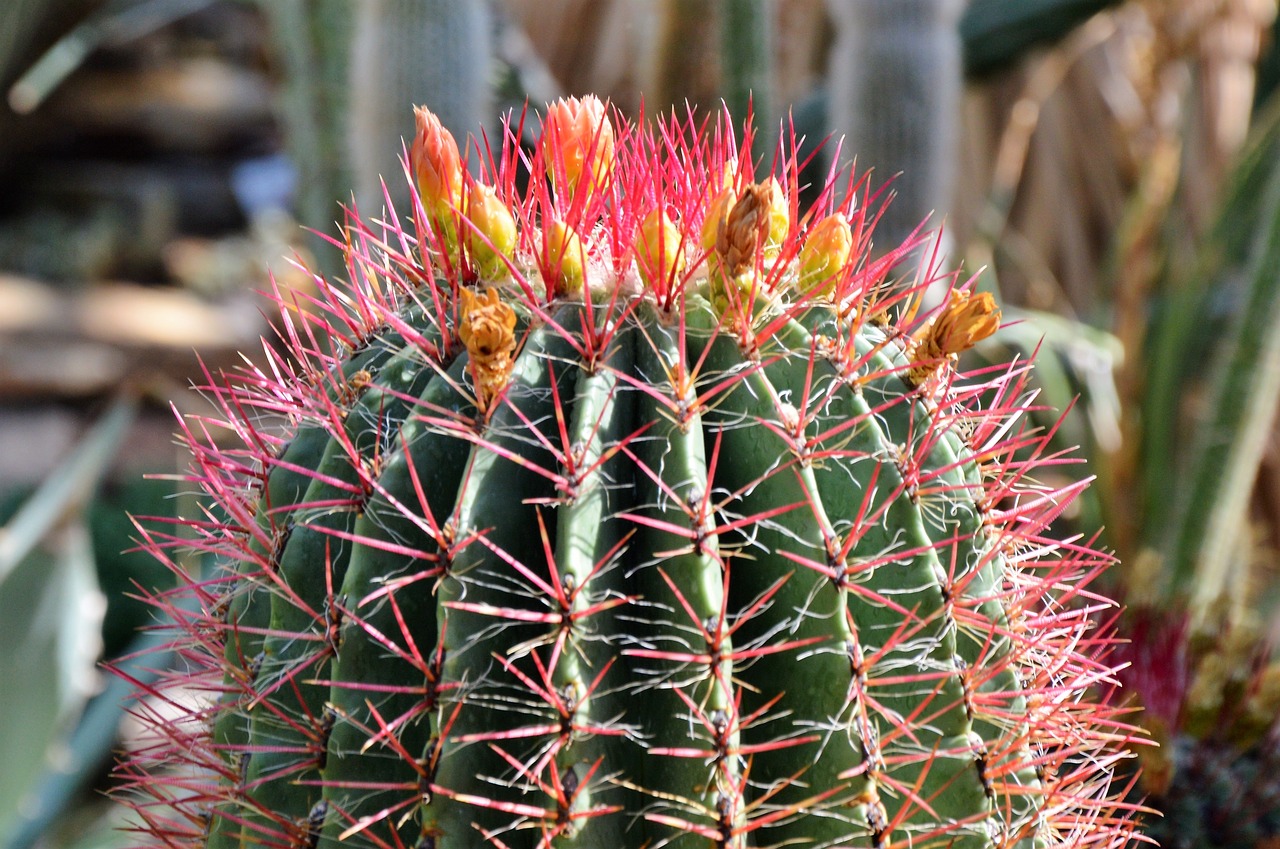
715, 182, 772, 278
907, 290, 1001, 386
713, 178, 789, 280
458, 287, 518, 414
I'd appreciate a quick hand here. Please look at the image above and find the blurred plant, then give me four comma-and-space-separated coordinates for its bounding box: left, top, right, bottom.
960, 1, 1280, 844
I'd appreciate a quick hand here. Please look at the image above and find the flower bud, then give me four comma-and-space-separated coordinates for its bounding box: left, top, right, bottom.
411, 106, 463, 218
931, 290, 1001, 356
759, 177, 790, 252
464, 184, 518, 281
543, 94, 615, 206
634, 208, 685, 290
797, 213, 853, 297
701, 186, 737, 256
544, 218, 587, 296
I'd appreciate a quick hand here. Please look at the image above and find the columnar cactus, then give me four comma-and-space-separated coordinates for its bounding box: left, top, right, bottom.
117, 98, 1140, 849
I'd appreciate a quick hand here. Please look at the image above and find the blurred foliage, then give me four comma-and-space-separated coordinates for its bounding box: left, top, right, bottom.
962, 0, 1127, 76
0, 475, 178, 659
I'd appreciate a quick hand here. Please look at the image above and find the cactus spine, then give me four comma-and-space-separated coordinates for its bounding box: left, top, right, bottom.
117, 98, 1139, 849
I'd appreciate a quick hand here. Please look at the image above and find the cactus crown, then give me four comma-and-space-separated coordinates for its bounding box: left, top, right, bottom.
116, 98, 1141, 849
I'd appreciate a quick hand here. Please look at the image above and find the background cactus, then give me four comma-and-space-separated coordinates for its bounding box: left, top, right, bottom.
115, 99, 1140, 849
825, 0, 966, 260
265, 0, 492, 275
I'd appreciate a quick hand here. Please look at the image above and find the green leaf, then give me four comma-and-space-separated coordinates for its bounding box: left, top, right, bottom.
0, 397, 136, 846
0, 521, 102, 846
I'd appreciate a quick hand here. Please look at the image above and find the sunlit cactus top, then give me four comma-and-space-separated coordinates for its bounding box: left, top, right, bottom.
116, 96, 1144, 849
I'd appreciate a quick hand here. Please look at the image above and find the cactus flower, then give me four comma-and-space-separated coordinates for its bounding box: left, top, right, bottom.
411, 105, 464, 219
113, 102, 1140, 849
543, 94, 615, 207
908, 289, 1001, 386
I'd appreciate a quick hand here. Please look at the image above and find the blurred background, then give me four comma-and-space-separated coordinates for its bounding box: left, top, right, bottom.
2, 1, 1280, 847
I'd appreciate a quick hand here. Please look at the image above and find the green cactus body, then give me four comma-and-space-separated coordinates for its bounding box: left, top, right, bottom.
117, 101, 1138, 849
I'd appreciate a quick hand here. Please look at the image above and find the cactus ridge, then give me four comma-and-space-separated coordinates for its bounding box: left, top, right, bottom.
116, 103, 1141, 849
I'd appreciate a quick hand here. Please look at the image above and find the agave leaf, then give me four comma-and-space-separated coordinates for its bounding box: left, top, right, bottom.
1137, 106, 1280, 562
980, 305, 1123, 451
2, 621, 182, 849
0, 397, 135, 846
1164, 121, 1280, 607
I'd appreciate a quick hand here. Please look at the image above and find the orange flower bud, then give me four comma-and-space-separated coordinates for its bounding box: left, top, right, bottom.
930, 290, 1001, 355
542, 94, 615, 205
544, 218, 587, 296
463, 184, 518, 281
411, 106, 463, 218
797, 213, 853, 297
634, 208, 685, 290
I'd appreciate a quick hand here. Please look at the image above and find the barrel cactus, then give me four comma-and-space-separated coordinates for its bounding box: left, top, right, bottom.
117, 97, 1140, 849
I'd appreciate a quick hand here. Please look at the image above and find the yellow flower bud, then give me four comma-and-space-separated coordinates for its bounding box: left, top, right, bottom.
543, 94, 615, 206
410, 106, 463, 219
759, 177, 790, 252
544, 218, 587, 296
463, 184, 518, 281
701, 187, 737, 255
797, 213, 853, 297
634, 208, 685, 290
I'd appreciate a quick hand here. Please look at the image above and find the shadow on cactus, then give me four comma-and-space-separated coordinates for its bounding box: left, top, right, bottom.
112, 96, 1144, 849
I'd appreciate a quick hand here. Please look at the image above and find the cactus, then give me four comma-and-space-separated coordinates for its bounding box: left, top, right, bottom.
825, 0, 966, 258
115, 98, 1139, 849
